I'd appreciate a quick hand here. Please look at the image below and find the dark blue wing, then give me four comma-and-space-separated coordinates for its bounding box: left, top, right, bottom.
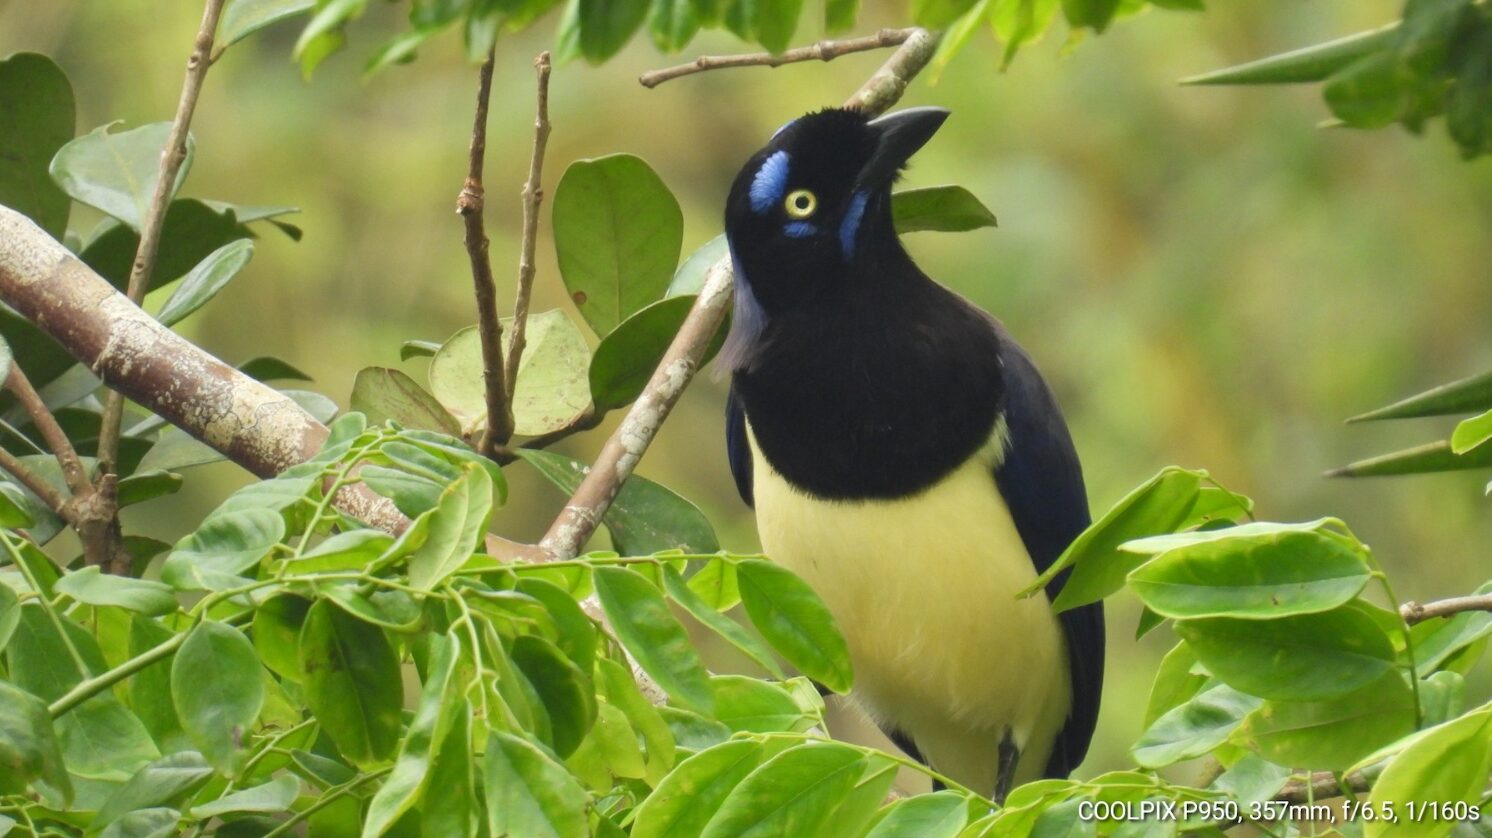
725, 383, 754, 507
991, 329, 1105, 779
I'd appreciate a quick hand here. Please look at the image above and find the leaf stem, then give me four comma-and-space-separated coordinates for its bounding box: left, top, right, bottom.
261, 767, 390, 837
0, 529, 89, 677
639, 28, 918, 88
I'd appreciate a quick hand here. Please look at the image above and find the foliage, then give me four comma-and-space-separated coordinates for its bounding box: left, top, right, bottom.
1333, 365, 1492, 489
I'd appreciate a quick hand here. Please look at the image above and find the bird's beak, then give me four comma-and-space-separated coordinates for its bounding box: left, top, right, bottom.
857, 107, 950, 189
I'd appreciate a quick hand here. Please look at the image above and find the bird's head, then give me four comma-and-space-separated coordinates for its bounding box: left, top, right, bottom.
724, 106, 949, 313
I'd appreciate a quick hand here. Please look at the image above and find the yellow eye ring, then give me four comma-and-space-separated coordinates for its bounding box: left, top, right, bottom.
784, 189, 817, 219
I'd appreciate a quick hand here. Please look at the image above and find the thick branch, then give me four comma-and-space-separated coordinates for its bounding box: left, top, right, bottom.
639, 28, 916, 88
1275, 769, 1371, 804
6, 366, 91, 497
539, 29, 941, 560
504, 51, 552, 395
1401, 593, 1492, 624
458, 47, 515, 457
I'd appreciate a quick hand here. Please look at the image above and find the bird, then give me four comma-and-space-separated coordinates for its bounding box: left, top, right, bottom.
718, 106, 1105, 802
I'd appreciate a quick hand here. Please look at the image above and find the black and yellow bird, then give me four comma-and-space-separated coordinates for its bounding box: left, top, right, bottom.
719, 106, 1105, 800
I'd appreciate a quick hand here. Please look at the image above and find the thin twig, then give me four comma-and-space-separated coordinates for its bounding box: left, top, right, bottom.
1400, 593, 1492, 624
1276, 770, 1370, 803
519, 404, 603, 452
504, 51, 552, 396
538, 29, 942, 560
639, 28, 917, 88
0, 446, 70, 520
6, 366, 90, 497
458, 46, 515, 456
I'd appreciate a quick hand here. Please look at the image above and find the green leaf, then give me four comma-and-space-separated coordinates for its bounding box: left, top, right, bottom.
351, 366, 459, 435
991, 0, 1061, 69
49, 122, 192, 230
55, 566, 177, 616
406, 464, 493, 590
220, 0, 317, 49
912, 0, 981, 31
92, 751, 211, 829
822, 758, 898, 837
80, 199, 251, 294
155, 239, 254, 326
1331, 437, 1492, 477
299, 600, 403, 768
597, 656, 675, 784
318, 584, 423, 633
1324, 51, 1415, 129
189, 773, 298, 818
576, 0, 650, 62
422, 699, 478, 836
1451, 408, 1492, 454
1447, 19, 1492, 158
1367, 703, 1492, 835
687, 558, 741, 610
1412, 585, 1492, 675
553, 154, 682, 334
161, 508, 286, 591
293, 0, 367, 70
891, 186, 998, 233
756, 0, 805, 52
512, 634, 598, 758
1183, 26, 1397, 85
663, 565, 785, 678
1241, 670, 1417, 771
171, 621, 264, 774
1061, 0, 1120, 32
516, 577, 599, 674
0, 580, 18, 651
592, 566, 714, 712
666, 234, 728, 298
701, 742, 867, 837
1419, 669, 1465, 727
290, 530, 394, 573
1132, 683, 1260, 768
736, 559, 853, 693
1209, 753, 1290, 809
1143, 641, 1207, 728
649, 0, 700, 51
0, 681, 71, 801
127, 615, 184, 747
709, 675, 809, 733
363, 632, 462, 837
517, 449, 719, 553
59, 692, 160, 782
589, 296, 718, 411
825, 0, 857, 31
864, 791, 970, 838
117, 469, 184, 509
631, 739, 764, 838
1349, 367, 1492, 422
1127, 530, 1372, 619
7, 603, 100, 700
429, 314, 591, 436
400, 339, 440, 360
483, 729, 590, 838
1177, 607, 1397, 701
0, 53, 75, 239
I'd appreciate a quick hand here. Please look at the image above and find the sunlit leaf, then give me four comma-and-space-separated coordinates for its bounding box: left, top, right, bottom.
701, 742, 866, 837
1367, 703, 1492, 835
55, 566, 177, 616
736, 559, 852, 693
429, 314, 591, 436
593, 566, 714, 712
171, 621, 264, 774
351, 366, 460, 435
589, 295, 723, 411
631, 739, 764, 838
220, 0, 316, 50
483, 729, 590, 838
1241, 670, 1416, 771
50, 122, 193, 230
406, 463, 493, 590
1132, 683, 1260, 768
1183, 26, 1397, 85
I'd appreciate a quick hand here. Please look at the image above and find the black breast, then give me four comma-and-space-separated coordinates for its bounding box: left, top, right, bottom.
732, 277, 1003, 501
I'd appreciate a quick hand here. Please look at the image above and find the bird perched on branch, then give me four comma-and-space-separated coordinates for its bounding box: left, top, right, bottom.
719, 106, 1105, 801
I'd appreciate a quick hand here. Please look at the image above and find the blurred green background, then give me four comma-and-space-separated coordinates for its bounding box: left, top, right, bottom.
3, 0, 1490, 783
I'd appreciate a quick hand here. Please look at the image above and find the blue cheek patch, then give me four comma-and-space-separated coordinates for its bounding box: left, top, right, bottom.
784, 222, 816, 238
750, 151, 790, 215
839, 191, 869, 258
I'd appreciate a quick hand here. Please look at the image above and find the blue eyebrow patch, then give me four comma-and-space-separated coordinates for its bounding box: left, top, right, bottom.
784, 221, 816, 238
839, 190, 869, 258
750, 151, 790, 214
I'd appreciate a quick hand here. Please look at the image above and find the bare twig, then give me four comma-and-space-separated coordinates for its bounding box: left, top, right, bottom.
0, 445, 70, 520
504, 51, 552, 396
538, 29, 942, 560
1276, 769, 1371, 803
6, 366, 91, 497
639, 28, 916, 88
518, 404, 603, 452
458, 47, 515, 458
1401, 593, 1492, 624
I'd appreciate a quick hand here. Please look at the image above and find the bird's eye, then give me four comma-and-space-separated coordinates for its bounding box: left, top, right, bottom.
784, 189, 817, 219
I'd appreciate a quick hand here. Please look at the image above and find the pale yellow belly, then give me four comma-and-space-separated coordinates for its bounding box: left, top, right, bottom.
749, 432, 1072, 794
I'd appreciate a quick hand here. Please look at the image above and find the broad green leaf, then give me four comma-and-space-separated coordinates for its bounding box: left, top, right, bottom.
251, 595, 309, 684
1127, 530, 1372, 619
484, 729, 590, 838
512, 634, 597, 758
289, 530, 394, 573
1241, 670, 1417, 771
171, 621, 264, 774
199, 200, 302, 239
189, 773, 298, 818
576, 0, 650, 63
50, 122, 193, 230
429, 314, 591, 436
1412, 584, 1492, 675
592, 566, 714, 712
1209, 753, 1290, 808
1447, 22, 1492, 158
400, 339, 439, 360
701, 742, 866, 837
658, 705, 732, 751
1143, 641, 1207, 728
516, 577, 599, 674
688, 558, 741, 610
825, 0, 856, 30
709, 675, 808, 733
155, 239, 254, 326
1176, 607, 1397, 701
0, 53, 74, 238
0, 681, 71, 801
1183, 26, 1398, 85
518, 449, 719, 553
361, 466, 443, 519
825, 758, 899, 838
422, 700, 477, 836
912, 0, 981, 28
865, 791, 970, 838
1349, 368, 1492, 422
553, 154, 682, 334
138, 427, 225, 473
991, 0, 1061, 69
407, 464, 493, 590
631, 740, 764, 838
756, 0, 805, 52
1027, 467, 1202, 611
663, 565, 785, 678
1419, 669, 1466, 727
1324, 52, 1410, 129
1367, 704, 1492, 836
236, 355, 311, 382
649, 0, 700, 50
1330, 438, 1492, 477
891, 186, 998, 233
589, 295, 723, 411
665, 234, 728, 298
1132, 683, 1260, 768
350, 367, 459, 435
220, 0, 316, 49
117, 469, 184, 508
59, 691, 160, 782
0, 580, 18, 651
317, 584, 423, 633
597, 657, 675, 785
127, 615, 184, 747
7, 603, 101, 699
927, 0, 988, 81
299, 600, 403, 768
1451, 408, 1492, 454
80, 199, 250, 292
363, 633, 462, 837
293, 0, 367, 66
55, 566, 177, 616
0, 483, 35, 532
736, 559, 853, 693
1061, 0, 1120, 32
93, 751, 211, 829
161, 508, 285, 591
97, 809, 179, 838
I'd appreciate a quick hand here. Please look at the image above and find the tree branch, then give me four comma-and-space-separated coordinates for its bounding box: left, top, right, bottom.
504, 51, 552, 396
539, 28, 942, 560
639, 28, 917, 89
1275, 769, 1371, 803
1401, 593, 1492, 624
6, 365, 91, 497
0, 445, 70, 521
458, 47, 515, 458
